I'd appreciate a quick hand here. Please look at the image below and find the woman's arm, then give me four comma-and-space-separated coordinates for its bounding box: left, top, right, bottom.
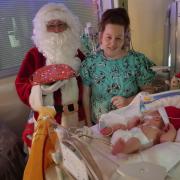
140, 83, 156, 94
82, 85, 92, 126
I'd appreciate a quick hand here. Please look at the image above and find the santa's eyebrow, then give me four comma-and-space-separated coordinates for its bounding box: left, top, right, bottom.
47, 22, 66, 25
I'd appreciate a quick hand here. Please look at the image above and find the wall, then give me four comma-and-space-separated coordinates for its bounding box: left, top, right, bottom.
113, 0, 128, 9
128, 0, 172, 65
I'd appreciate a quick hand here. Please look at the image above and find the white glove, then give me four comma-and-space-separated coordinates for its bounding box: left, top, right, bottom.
29, 85, 43, 111
41, 80, 68, 95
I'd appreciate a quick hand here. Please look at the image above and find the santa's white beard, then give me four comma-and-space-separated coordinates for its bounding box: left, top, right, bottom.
33, 29, 81, 71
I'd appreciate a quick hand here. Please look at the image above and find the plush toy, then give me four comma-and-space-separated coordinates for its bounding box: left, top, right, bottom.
23, 106, 58, 180
165, 72, 180, 90
31, 63, 80, 127
22, 64, 79, 148
32, 64, 76, 85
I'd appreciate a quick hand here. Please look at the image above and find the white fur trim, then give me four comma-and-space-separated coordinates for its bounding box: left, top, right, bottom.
61, 77, 78, 105
61, 77, 79, 127
29, 85, 43, 111
43, 77, 80, 127
44, 94, 54, 106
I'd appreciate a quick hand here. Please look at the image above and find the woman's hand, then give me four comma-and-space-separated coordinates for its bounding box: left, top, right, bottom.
140, 84, 155, 94
111, 96, 129, 108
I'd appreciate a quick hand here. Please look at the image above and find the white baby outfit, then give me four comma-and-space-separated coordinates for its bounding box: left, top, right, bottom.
111, 127, 153, 150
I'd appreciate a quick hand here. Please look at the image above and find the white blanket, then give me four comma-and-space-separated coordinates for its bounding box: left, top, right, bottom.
89, 125, 180, 179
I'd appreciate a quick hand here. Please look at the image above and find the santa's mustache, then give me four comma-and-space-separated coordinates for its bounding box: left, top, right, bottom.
34, 28, 80, 48
43, 32, 67, 47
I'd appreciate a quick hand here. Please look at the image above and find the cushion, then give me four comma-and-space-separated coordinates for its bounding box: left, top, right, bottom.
32, 64, 76, 85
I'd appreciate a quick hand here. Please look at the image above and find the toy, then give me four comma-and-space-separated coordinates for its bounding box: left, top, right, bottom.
165, 72, 180, 90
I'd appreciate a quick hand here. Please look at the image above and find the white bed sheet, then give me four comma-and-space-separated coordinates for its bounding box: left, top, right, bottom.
86, 125, 180, 180
46, 125, 180, 180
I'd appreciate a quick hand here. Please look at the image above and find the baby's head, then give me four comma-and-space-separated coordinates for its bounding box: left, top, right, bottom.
143, 110, 165, 128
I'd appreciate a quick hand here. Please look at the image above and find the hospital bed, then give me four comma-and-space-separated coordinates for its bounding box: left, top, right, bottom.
45, 124, 180, 180
24, 90, 180, 180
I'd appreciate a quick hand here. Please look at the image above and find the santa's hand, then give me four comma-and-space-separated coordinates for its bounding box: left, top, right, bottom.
41, 80, 68, 95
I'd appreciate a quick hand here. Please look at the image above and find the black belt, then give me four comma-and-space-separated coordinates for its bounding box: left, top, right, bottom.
54, 104, 75, 112
54, 101, 81, 113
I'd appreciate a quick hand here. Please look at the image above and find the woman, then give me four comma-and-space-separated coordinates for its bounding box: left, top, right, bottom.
80, 8, 156, 125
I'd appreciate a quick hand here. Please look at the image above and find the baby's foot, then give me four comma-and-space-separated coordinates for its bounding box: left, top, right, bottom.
100, 127, 113, 136
111, 138, 125, 155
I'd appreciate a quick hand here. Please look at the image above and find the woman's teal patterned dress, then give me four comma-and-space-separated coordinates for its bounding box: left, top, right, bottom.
80, 50, 156, 123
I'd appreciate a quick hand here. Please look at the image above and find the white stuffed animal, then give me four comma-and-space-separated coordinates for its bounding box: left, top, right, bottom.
165, 73, 180, 90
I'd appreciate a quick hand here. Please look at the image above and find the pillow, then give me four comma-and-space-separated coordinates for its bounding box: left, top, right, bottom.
31, 64, 76, 85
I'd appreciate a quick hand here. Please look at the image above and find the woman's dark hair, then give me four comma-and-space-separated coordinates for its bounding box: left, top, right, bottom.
99, 8, 130, 33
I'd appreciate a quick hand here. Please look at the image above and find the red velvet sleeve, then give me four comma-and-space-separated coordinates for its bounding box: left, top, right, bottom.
15, 47, 45, 106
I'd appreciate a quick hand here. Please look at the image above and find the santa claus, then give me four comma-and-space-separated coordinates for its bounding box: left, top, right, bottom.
15, 3, 86, 147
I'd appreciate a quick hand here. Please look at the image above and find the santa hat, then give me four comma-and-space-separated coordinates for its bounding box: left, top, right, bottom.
165, 106, 180, 130
175, 72, 180, 79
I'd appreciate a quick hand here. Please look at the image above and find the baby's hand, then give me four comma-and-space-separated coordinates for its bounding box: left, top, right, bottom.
100, 123, 127, 136
127, 117, 141, 130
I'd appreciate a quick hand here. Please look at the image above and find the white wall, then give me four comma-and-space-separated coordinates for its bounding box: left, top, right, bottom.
128, 0, 172, 65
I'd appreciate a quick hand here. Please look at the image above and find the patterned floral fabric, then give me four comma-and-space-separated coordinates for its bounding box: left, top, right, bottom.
80, 50, 156, 123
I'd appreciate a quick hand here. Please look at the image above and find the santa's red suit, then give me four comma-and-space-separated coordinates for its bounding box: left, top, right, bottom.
15, 47, 86, 146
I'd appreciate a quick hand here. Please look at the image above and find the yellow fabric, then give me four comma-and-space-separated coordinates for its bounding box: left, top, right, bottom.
23, 107, 58, 180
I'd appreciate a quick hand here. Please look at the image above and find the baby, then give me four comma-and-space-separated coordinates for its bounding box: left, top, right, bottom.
100, 109, 177, 155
